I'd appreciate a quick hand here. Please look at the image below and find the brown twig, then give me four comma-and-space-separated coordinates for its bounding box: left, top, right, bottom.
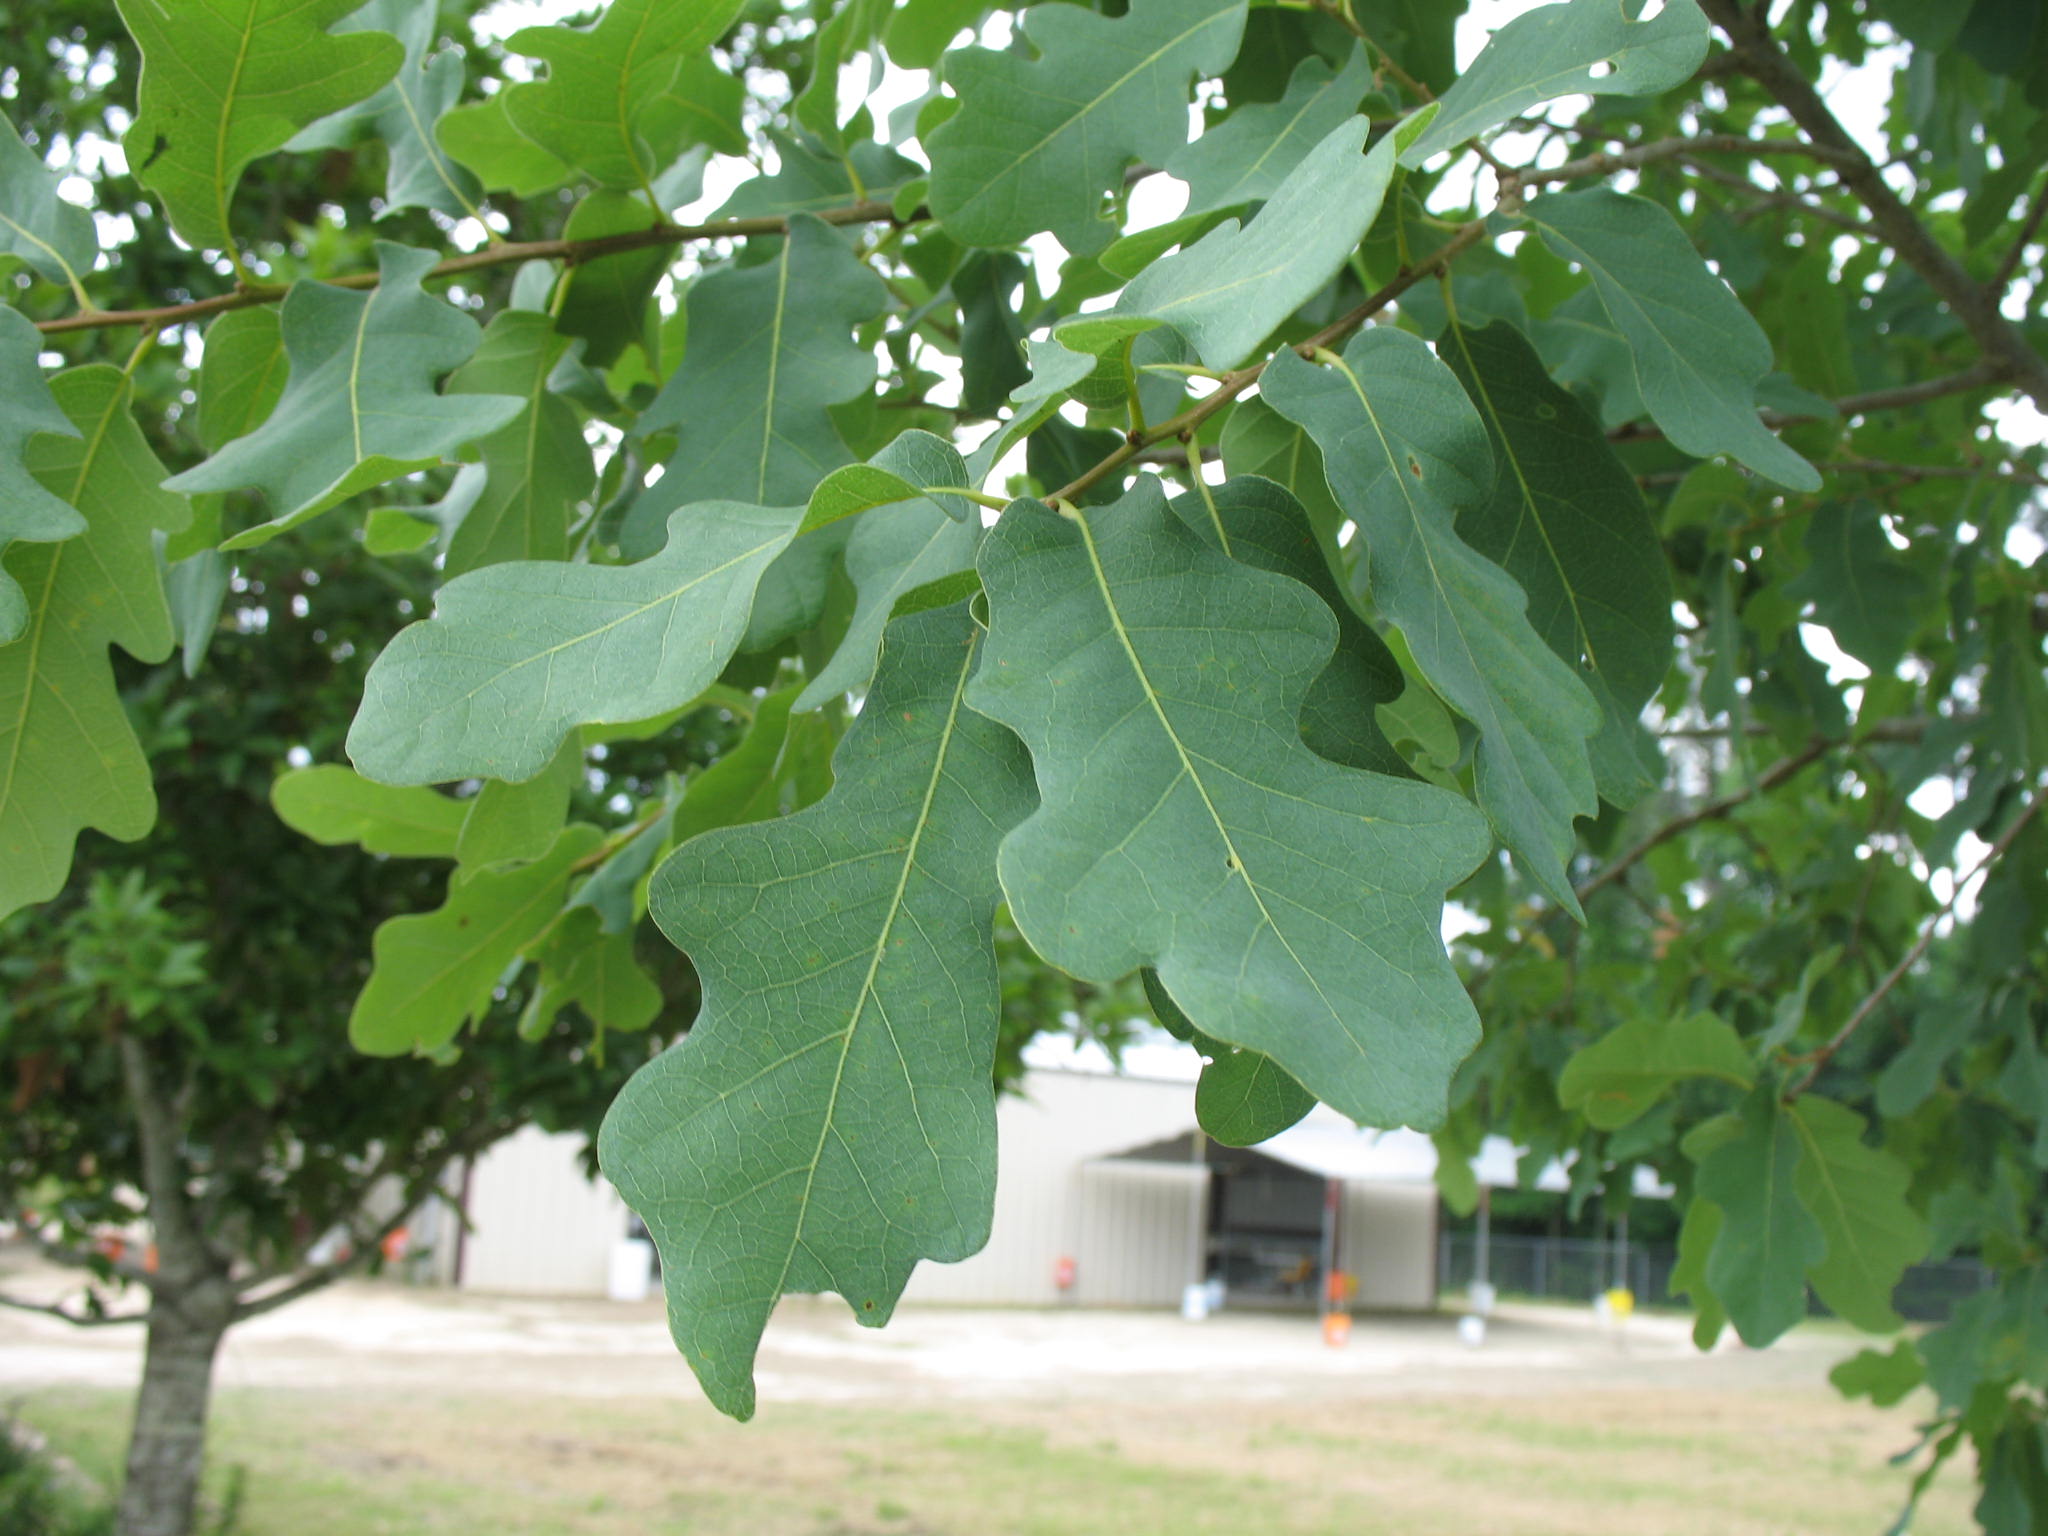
1574, 736, 1834, 905
1787, 787, 2047, 1098
33, 201, 908, 337
1699, 0, 2048, 412
1989, 170, 2048, 295
1832, 455, 2048, 489
1605, 362, 2012, 445
1677, 155, 1873, 238
0, 1291, 144, 1327
1501, 132, 1857, 194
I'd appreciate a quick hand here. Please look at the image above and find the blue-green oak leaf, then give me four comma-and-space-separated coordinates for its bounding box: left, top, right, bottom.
2, 368, 190, 920
603, 602, 1036, 1419
1262, 328, 1602, 916
116, 0, 400, 255
927, 0, 1248, 255
170, 243, 524, 549
967, 482, 1490, 1130
348, 501, 802, 786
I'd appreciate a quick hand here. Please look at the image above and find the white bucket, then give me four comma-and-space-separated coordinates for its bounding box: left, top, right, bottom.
607, 1237, 655, 1302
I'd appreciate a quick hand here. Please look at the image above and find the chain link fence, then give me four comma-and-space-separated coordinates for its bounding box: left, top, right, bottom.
1438, 1232, 1991, 1322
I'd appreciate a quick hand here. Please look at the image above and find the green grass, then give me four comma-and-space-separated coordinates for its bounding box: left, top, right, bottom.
17, 1382, 1973, 1536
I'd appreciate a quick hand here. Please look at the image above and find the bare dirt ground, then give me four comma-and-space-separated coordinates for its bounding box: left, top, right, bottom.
0, 1259, 1831, 1405
0, 1258, 1971, 1535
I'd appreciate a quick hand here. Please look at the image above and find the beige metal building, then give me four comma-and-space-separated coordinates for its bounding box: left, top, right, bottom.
444, 1061, 1553, 1310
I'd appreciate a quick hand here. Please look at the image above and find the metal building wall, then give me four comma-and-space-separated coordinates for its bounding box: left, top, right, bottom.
901, 1069, 1201, 1305
1338, 1182, 1438, 1309
457, 1124, 627, 1294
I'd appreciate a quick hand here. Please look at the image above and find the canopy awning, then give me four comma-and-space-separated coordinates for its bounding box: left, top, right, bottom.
1097, 1118, 1670, 1198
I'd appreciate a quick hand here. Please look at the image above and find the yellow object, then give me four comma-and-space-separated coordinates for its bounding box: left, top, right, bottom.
1605, 1287, 1635, 1320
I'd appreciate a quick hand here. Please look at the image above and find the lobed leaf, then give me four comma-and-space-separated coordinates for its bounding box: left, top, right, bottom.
1402, 0, 1710, 164
349, 501, 801, 786
967, 483, 1491, 1129
625, 214, 887, 557
1556, 1011, 1754, 1130
796, 433, 984, 710
0, 114, 96, 291
1790, 1096, 1930, 1334
927, 0, 1248, 254
1526, 189, 1820, 490
1440, 316, 1673, 806
499, 0, 748, 191
1695, 1090, 1825, 1346
1059, 111, 1419, 372
441, 310, 592, 576
286, 0, 482, 219
171, 243, 524, 549
1168, 48, 1377, 217
117, 0, 400, 255
1, 368, 189, 921
603, 603, 1036, 1419
0, 308, 85, 643
349, 824, 604, 1055
1263, 328, 1602, 915
270, 764, 466, 859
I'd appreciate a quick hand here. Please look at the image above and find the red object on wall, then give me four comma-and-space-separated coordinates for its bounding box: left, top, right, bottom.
1053, 1254, 1077, 1290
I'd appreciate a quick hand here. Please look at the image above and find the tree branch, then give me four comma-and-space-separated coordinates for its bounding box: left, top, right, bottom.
1677, 155, 1873, 238
1990, 170, 2048, 295
1049, 220, 1490, 504
231, 1125, 494, 1323
0, 1290, 145, 1327
115, 1031, 214, 1281
1788, 786, 2047, 1097
1606, 362, 2011, 444
1502, 132, 1858, 193
1831, 455, 2048, 490
1574, 736, 1835, 904
32, 201, 907, 337
1698, 0, 2048, 411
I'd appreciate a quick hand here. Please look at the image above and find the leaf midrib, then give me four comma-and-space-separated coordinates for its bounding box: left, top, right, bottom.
772, 630, 978, 1299
951, 5, 1238, 226
212, 0, 262, 255
1445, 317, 1601, 674
0, 380, 123, 828
1071, 509, 1350, 1039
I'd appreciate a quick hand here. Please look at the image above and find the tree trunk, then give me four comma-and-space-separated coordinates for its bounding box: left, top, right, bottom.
116, 1277, 235, 1536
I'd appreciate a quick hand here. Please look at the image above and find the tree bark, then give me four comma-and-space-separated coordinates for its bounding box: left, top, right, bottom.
115, 1277, 234, 1536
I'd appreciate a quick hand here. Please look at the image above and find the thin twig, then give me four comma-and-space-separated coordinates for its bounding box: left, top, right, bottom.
1989, 170, 2048, 295
33, 200, 908, 337
1606, 362, 2011, 445
1574, 736, 1834, 904
1678, 156, 1873, 237
0, 1291, 143, 1327
1502, 132, 1857, 193
1787, 787, 2047, 1098
1832, 455, 2048, 489
1699, 0, 2048, 412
